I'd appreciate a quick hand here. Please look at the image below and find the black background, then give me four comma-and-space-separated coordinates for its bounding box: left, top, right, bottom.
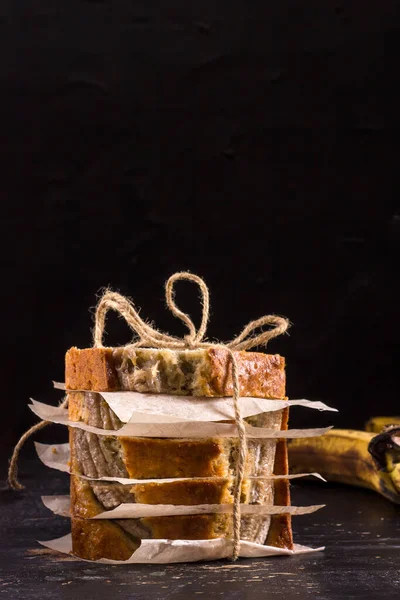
1, 1, 399, 458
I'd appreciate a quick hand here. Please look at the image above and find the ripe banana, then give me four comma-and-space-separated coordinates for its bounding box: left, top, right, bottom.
365, 416, 400, 433
288, 428, 400, 504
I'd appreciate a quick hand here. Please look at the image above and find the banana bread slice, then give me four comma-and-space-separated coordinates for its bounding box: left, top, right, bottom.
66, 346, 286, 398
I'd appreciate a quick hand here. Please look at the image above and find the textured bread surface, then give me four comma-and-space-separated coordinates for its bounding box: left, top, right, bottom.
71, 517, 140, 561
67, 347, 292, 560
68, 395, 282, 541
66, 348, 119, 392
266, 409, 293, 548
66, 346, 286, 399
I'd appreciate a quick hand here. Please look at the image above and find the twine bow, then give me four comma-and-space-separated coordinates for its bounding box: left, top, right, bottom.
8, 271, 289, 562
94, 272, 288, 351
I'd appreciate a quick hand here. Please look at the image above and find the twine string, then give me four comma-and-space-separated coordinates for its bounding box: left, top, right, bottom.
7, 397, 69, 491
227, 349, 248, 560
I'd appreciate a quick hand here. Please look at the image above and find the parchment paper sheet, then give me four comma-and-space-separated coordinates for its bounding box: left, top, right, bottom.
30, 400, 332, 439
42, 495, 325, 519
53, 382, 336, 423
39, 534, 324, 564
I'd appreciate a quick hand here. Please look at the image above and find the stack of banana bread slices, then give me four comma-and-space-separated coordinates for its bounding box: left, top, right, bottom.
66, 345, 293, 561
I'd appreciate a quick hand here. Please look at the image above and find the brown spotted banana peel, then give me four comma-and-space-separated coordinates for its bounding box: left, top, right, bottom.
288, 428, 400, 504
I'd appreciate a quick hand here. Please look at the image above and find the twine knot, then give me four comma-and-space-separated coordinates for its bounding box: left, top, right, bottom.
184, 335, 196, 349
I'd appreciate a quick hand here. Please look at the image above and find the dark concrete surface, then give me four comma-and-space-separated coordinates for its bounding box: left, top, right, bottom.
1, 457, 399, 599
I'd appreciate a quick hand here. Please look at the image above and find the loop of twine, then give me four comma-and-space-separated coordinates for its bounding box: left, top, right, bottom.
7, 397, 69, 491
93, 271, 288, 353
8, 271, 289, 561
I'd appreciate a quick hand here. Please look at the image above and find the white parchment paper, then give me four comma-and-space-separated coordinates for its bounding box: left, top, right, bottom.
42, 495, 325, 519
53, 382, 336, 422
29, 400, 332, 438
39, 533, 324, 563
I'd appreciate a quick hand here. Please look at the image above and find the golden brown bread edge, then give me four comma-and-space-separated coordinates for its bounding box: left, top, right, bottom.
266, 408, 292, 549
70, 514, 232, 561
66, 347, 292, 560
70, 470, 232, 554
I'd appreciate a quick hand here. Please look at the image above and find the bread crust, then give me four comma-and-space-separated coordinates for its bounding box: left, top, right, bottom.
71, 513, 231, 560
71, 517, 140, 561
266, 408, 293, 548
206, 348, 285, 399
66, 347, 119, 391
